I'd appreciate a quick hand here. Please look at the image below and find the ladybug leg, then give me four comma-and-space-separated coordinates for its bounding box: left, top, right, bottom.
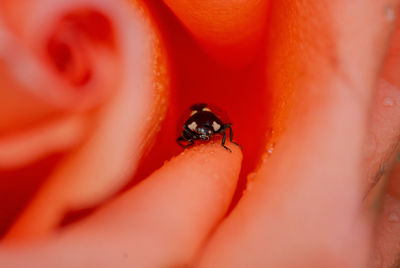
177, 137, 187, 148
184, 139, 194, 149
177, 137, 195, 149
219, 128, 232, 152
222, 124, 240, 148
178, 126, 197, 149
185, 124, 202, 137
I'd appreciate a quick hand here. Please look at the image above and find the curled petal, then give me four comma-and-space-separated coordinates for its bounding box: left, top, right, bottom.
3, 0, 169, 241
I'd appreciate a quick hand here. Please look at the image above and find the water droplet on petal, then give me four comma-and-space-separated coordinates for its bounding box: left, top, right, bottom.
371, 252, 382, 267
384, 6, 396, 22
383, 97, 394, 107
245, 181, 254, 193
247, 172, 256, 181
261, 143, 276, 163
244, 172, 257, 193
388, 212, 399, 222
267, 143, 275, 155
365, 134, 376, 158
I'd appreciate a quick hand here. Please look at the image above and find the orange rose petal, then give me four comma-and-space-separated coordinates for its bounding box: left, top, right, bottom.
162, 0, 270, 67
0, 116, 87, 169
370, 14, 400, 266
0, 141, 241, 267
197, 0, 399, 266
381, 11, 400, 88
0, 1, 122, 161
4, 0, 169, 241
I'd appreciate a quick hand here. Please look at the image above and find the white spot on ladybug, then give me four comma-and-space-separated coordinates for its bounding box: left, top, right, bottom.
202, 107, 212, 112
190, 110, 197, 116
212, 121, 221, 131
188, 121, 197, 131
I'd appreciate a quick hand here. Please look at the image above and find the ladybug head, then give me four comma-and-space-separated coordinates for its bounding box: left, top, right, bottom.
197, 125, 213, 140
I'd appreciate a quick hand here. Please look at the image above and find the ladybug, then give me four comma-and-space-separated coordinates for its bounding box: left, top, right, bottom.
177, 103, 239, 152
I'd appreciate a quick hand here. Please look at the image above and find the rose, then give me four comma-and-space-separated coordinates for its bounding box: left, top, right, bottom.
1, 0, 400, 267
0, 0, 169, 240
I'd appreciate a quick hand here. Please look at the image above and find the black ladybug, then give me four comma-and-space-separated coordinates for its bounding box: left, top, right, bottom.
177, 103, 239, 152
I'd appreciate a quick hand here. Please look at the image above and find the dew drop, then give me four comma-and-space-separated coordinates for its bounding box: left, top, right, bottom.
383, 97, 394, 107
266, 128, 275, 139
245, 181, 254, 192
364, 134, 376, 158
384, 6, 396, 22
159, 65, 167, 74
371, 252, 382, 267
267, 143, 275, 155
260, 143, 276, 163
245, 172, 257, 193
0, 24, 11, 53
388, 212, 399, 222
247, 172, 257, 182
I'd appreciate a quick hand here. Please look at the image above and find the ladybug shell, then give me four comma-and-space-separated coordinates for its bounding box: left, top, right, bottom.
184, 110, 223, 132
177, 103, 231, 136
